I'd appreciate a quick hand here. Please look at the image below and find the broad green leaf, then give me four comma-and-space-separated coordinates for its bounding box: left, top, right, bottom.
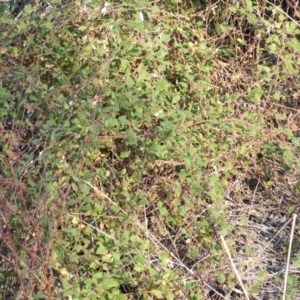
100, 278, 119, 290
149, 290, 164, 299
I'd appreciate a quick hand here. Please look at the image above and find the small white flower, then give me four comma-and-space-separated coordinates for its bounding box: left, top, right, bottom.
267, 25, 274, 34
101, 2, 110, 15
138, 11, 144, 22
154, 109, 164, 118
60, 155, 66, 164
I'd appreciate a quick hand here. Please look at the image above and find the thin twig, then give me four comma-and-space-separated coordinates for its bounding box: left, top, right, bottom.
282, 214, 297, 300
266, 1, 300, 27
220, 235, 250, 300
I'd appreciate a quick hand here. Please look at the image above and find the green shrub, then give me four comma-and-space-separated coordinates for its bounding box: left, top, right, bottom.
1, 0, 299, 299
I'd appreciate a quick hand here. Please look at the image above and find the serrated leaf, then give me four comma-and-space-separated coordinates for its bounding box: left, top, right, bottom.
217, 273, 226, 284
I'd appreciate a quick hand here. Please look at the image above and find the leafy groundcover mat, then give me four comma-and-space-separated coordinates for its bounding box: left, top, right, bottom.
0, 1, 299, 299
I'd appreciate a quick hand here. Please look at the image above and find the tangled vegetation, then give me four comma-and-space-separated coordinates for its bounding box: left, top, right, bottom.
0, 0, 300, 299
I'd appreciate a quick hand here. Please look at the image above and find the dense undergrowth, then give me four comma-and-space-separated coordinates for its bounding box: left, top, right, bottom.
0, 0, 300, 299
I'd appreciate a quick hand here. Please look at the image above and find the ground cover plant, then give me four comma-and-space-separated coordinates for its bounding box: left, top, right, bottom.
0, 0, 300, 299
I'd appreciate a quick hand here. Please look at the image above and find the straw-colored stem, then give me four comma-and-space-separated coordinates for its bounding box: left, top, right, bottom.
220, 235, 250, 300
282, 214, 297, 300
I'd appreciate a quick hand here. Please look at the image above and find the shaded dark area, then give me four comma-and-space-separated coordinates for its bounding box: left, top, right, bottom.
9, 0, 30, 16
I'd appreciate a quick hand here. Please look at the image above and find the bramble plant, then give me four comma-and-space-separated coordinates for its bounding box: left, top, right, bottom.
0, 0, 300, 299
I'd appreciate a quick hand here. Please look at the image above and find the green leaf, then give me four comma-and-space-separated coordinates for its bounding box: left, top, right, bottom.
149, 290, 164, 299
96, 244, 107, 255
125, 76, 135, 88
250, 87, 263, 104
115, 295, 127, 300
100, 278, 119, 290
124, 129, 137, 145
79, 183, 90, 196
159, 251, 171, 265
129, 46, 142, 56
217, 273, 226, 284
120, 150, 131, 158
82, 172, 94, 181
